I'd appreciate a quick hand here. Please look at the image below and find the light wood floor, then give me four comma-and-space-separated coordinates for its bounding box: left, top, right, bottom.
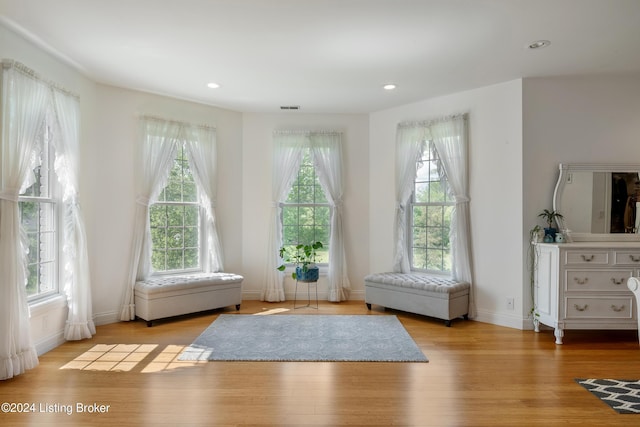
2, 300, 639, 426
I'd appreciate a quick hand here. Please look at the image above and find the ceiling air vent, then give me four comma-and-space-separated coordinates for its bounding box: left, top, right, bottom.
280, 105, 301, 110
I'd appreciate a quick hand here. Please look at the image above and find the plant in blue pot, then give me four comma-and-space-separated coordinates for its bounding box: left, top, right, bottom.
537, 209, 563, 242
277, 241, 323, 282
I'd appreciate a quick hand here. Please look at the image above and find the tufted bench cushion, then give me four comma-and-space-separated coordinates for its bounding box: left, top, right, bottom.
135, 272, 243, 326
364, 272, 470, 326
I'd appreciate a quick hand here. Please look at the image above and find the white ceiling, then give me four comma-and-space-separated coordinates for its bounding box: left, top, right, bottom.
2, 0, 640, 114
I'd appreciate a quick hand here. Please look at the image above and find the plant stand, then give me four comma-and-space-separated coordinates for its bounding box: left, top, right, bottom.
294, 278, 318, 309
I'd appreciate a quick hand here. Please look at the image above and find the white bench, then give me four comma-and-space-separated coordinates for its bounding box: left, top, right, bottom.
134, 272, 244, 326
364, 272, 470, 326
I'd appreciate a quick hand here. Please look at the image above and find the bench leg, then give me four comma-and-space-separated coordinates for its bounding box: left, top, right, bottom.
365, 303, 371, 310
235, 304, 241, 311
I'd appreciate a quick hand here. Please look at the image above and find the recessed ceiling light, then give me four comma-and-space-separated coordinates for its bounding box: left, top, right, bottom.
527, 40, 551, 50
383, 84, 397, 90
207, 82, 220, 89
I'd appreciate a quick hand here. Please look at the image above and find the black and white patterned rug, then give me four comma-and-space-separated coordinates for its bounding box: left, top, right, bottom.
576, 379, 640, 414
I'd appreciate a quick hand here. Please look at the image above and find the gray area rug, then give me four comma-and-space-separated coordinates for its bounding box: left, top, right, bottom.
179, 314, 428, 362
576, 379, 640, 414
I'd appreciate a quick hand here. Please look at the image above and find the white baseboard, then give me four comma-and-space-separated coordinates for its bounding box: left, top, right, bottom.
93, 310, 121, 326
473, 308, 535, 330
34, 330, 66, 356
241, 289, 365, 302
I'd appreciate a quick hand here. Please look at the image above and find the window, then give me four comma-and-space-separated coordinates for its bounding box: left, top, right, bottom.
280, 148, 330, 264
19, 125, 59, 301
149, 142, 200, 273
410, 141, 453, 272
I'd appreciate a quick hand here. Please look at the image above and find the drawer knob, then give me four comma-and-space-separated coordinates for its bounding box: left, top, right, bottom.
610, 278, 625, 285
581, 255, 595, 262
611, 305, 625, 312
574, 277, 588, 285
630, 255, 640, 263
574, 304, 588, 312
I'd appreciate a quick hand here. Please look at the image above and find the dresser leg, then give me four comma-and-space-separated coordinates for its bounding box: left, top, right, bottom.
554, 328, 564, 345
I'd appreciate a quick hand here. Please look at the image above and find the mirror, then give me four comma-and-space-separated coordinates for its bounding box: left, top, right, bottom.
553, 163, 640, 241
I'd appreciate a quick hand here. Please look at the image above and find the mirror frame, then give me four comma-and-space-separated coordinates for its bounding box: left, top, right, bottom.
553, 163, 640, 242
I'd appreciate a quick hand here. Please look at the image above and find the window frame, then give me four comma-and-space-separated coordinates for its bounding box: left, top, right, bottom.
149, 142, 204, 275
19, 124, 61, 302
279, 148, 331, 268
408, 140, 454, 274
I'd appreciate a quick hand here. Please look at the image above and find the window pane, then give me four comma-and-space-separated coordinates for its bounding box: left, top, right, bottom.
167, 206, 183, 227
282, 206, 298, 226
282, 225, 298, 245
21, 201, 38, 232
184, 249, 199, 269
298, 185, 314, 203
167, 250, 183, 270
149, 141, 202, 273
412, 248, 427, 270
184, 205, 199, 227
412, 226, 426, 247
315, 184, 327, 203
167, 229, 184, 249
183, 181, 197, 202
415, 183, 429, 203
409, 140, 453, 273
184, 227, 198, 247
315, 206, 330, 225
280, 147, 331, 264
152, 250, 166, 271
412, 206, 427, 227
427, 250, 444, 271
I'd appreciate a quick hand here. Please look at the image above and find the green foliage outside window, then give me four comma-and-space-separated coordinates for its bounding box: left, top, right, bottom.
150, 143, 200, 272
281, 149, 330, 264
410, 142, 453, 272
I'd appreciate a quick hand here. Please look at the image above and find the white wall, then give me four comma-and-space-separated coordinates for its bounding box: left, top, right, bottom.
369, 80, 525, 328
522, 74, 640, 318
1, 23, 97, 353
241, 113, 370, 301
1, 22, 244, 353
88, 85, 243, 325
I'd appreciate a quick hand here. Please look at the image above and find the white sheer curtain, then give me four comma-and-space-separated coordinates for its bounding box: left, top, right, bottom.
120, 118, 180, 320
393, 114, 476, 318
310, 132, 350, 301
52, 89, 96, 340
261, 132, 304, 302
431, 115, 475, 318
185, 125, 223, 272
0, 61, 48, 380
393, 125, 427, 273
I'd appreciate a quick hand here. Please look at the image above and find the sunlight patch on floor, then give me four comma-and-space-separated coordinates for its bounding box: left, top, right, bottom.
59, 343, 205, 373
254, 307, 290, 315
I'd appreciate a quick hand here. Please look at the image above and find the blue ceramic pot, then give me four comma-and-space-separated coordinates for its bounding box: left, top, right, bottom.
295, 266, 319, 282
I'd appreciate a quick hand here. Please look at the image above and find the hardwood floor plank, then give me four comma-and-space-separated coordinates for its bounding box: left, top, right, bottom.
1, 300, 638, 426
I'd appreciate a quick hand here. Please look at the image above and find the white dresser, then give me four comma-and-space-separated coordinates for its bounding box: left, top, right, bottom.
534, 242, 640, 344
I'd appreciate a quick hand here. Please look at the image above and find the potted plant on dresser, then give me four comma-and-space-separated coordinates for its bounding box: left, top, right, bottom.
277, 241, 323, 281
538, 209, 563, 242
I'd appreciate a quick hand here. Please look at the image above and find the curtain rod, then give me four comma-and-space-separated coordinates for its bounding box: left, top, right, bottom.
2, 59, 80, 100
273, 129, 342, 136
138, 114, 216, 131
398, 112, 468, 129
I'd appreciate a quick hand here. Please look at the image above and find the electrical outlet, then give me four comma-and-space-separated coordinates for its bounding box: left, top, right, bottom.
506, 297, 515, 311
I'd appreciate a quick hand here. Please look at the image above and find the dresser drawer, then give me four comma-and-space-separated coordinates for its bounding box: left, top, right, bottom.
565, 270, 634, 291
564, 250, 610, 266
614, 251, 640, 266
565, 296, 634, 319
